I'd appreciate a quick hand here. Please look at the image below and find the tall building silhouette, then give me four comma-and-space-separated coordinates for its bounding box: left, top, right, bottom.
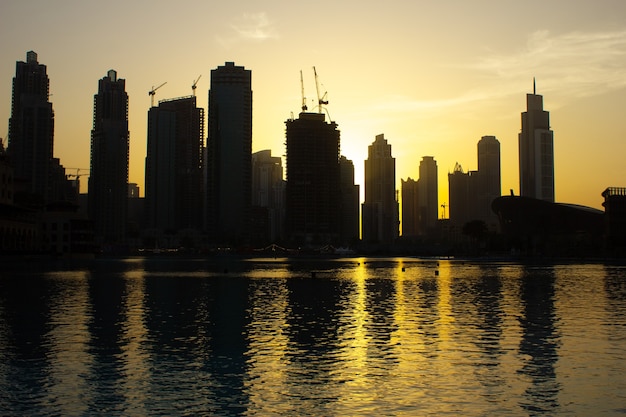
7, 51, 54, 205
401, 177, 419, 237
448, 135, 501, 229
285, 112, 340, 245
448, 162, 475, 227
477, 135, 501, 226
519, 80, 554, 202
89, 70, 129, 243
418, 156, 438, 235
251, 149, 285, 244
145, 96, 204, 235
362, 134, 398, 244
339, 155, 360, 245
206, 62, 252, 245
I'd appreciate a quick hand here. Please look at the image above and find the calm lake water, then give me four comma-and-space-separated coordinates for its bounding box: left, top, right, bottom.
1, 257, 625, 416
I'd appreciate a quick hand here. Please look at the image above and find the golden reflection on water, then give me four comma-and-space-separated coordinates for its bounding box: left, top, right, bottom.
2, 259, 626, 415
435, 260, 453, 347
245, 276, 291, 412
334, 258, 372, 407
44, 271, 91, 416
119, 270, 150, 414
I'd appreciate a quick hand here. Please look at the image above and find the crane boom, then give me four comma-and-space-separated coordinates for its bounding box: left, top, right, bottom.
300, 70, 307, 112
192, 75, 202, 96
149, 81, 167, 107
312, 66, 328, 114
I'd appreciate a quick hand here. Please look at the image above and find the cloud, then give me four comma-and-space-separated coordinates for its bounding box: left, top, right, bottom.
216, 12, 278, 47
474, 29, 626, 97
370, 29, 626, 118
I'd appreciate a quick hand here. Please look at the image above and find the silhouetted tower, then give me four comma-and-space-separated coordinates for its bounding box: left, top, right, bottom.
519, 79, 554, 202
145, 96, 204, 233
251, 149, 285, 244
477, 135, 501, 227
206, 62, 252, 245
89, 70, 129, 243
401, 177, 419, 237
339, 155, 360, 245
448, 162, 474, 227
362, 134, 398, 244
418, 156, 438, 235
7, 51, 54, 205
285, 112, 340, 246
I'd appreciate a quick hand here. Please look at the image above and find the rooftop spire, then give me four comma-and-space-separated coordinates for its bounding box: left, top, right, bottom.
533, 77, 536, 95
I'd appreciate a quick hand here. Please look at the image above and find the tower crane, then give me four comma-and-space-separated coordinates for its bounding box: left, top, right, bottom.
313, 66, 328, 114
149, 82, 167, 107
300, 70, 307, 112
192, 75, 202, 96
65, 168, 90, 180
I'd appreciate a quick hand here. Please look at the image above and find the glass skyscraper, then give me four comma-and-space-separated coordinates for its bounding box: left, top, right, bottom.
8, 51, 54, 205
89, 70, 129, 243
206, 62, 252, 245
519, 81, 554, 202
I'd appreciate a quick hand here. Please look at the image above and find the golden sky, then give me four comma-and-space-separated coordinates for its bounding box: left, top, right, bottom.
1, 0, 626, 211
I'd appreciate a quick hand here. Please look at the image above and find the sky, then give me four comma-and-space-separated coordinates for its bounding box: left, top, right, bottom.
1, 0, 626, 213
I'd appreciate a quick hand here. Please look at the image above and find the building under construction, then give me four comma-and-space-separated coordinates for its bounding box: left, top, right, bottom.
285, 112, 340, 246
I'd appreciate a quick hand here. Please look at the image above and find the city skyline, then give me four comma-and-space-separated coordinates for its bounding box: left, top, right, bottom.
2, 1, 626, 211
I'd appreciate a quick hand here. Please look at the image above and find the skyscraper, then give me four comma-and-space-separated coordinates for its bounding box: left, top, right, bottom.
448, 162, 474, 227
448, 135, 501, 229
8, 51, 54, 204
89, 70, 129, 243
145, 96, 204, 234
477, 135, 501, 227
418, 156, 438, 235
401, 177, 419, 237
519, 80, 554, 202
339, 155, 360, 245
206, 62, 252, 245
251, 149, 285, 244
362, 134, 398, 244
285, 112, 340, 245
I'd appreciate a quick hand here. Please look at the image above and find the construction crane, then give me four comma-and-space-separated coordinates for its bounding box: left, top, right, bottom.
65, 168, 89, 179
192, 75, 202, 96
313, 66, 328, 114
300, 70, 308, 112
149, 82, 167, 107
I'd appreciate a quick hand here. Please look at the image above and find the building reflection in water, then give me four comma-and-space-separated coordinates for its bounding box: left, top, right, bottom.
43, 271, 93, 416
243, 272, 290, 414
2, 259, 626, 415
518, 265, 560, 413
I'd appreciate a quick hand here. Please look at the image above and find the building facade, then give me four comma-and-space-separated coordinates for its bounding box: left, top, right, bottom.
448, 135, 501, 230
206, 62, 252, 245
448, 163, 475, 227
362, 134, 398, 244
8, 51, 54, 205
476, 135, 501, 228
418, 156, 438, 235
89, 70, 129, 243
339, 155, 360, 245
285, 112, 340, 246
401, 177, 419, 237
519, 81, 554, 202
145, 96, 204, 237
251, 149, 285, 245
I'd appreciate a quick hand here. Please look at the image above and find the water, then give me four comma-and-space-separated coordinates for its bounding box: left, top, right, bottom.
1, 257, 625, 416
